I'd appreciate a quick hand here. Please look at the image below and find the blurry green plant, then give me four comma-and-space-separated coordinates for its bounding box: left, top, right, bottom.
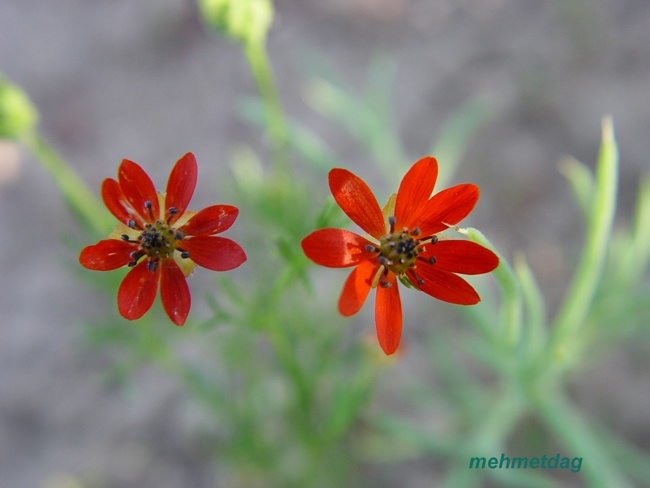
369, 119, 650, 488
0, 73, 111, 236
0, 74, 39, 139
9, 1, 650, 487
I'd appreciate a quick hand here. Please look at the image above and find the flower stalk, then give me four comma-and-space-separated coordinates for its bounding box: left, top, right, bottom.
550, 117, 618, 364
24, 132, 112, 236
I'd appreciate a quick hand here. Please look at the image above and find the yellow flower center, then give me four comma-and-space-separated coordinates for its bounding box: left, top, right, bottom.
138, 220, 182, 260
379, 230, 420, 274
121, 213, 191, 272
368, 216, 438, 288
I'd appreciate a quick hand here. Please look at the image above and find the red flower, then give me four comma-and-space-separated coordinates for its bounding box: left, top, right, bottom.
301, 157, 499, 355
79, 153, 247, 325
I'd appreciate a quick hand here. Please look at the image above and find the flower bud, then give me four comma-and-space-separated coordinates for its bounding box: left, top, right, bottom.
198, 0, 273, 45
0, 75, 39, 140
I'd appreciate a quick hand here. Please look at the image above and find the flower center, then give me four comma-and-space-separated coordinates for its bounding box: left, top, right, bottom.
366, 216, 439, 287
379, 231, 420, 273
123, 209, 190, 271
138, 220, 179, 260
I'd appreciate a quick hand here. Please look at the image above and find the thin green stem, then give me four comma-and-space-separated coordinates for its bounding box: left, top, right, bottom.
630, 175, 650, 279
469, 385, 526, 454
458, 227, 522, 350
550, 117, 618, 359
243, 40, 289, 169
535, 390, 633, 488
514, 253, 547, 360
24, 132, 111, 236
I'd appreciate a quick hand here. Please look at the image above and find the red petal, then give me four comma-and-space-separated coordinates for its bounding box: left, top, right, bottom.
117, 260, 160, 320
180, 236, 247, 271
180, 205, 239, 236
102, 178, 143, 226
165, 153, 197, 225
375, 272, 402, 355
420, 240, 499, 275
394, 157, 438, 230
338, 260, 380, 316
329, 168, 386, 239
417, 184, 479, 236
301, 228, 377, 268
160, 259, 191, 326
118, 159, 160, 223
79, 239, 136, 270
409, 264, 480, 305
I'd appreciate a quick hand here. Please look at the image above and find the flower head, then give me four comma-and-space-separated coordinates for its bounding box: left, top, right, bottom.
80, 153, 247, 325
301, 157, 499, 355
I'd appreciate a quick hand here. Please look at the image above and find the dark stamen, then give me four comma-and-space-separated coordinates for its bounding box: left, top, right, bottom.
175, 230, 185, 240
121, 234, 130, 241
431, 235, 438, 244
128, 220, 138, 229
388, 216, 396, 233
144, 200, 154, 220
380, 280, 392, 288
410, 270, 424, 286
180, 251, 190, 259
365, 244, 379, 252
147, 260, 159, 272
411, 227, 421, 236
378, 256, 391, 266
167, 207, 178, 223
417, 255, 436, 265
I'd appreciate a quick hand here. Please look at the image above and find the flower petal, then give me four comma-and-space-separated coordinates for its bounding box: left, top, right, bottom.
118, 159, 160, 223
375, 272, 402, 355
301, 228, 377, 268
409, 264, 480, 305
117, 260, 160, 320
180, 236, 247, 271
329, 168, 386, 239
394, 156, 438, 230
165, 153, 197, 224
420, 240, 499, 275
180, 205, 239, 236
160, 259, 191, 326
102, 178, 144, 226
418, 184, 479, 236
79, 239, 136, 270
338, 260, 381, 316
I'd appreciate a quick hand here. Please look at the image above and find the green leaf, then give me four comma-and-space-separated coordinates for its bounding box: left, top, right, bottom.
429, 97, 492, 189
550, 117, 619, 361
558, 155, 594, 222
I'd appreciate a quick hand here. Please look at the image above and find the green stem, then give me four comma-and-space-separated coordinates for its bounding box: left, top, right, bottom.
550, 117, 618, 359
630, 175, 650, 280
458, 227, 522, 350
243, 40, 289, 169
535, 391, 633, 488
24, 132, 111, 236
470, 384, 526, 454
514, 253, 547, 359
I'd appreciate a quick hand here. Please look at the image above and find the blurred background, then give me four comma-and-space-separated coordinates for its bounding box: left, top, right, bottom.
1, 0, 650, 487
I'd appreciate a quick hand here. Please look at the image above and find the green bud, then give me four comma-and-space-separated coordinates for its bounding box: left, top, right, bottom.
198, 0, 273, 45
0, 75, 39, 140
